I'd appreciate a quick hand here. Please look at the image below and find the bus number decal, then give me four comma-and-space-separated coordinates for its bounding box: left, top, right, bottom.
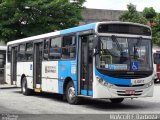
30, 64, 32, 70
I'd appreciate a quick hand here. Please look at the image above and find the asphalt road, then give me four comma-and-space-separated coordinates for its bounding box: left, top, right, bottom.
0, 84, 160, 120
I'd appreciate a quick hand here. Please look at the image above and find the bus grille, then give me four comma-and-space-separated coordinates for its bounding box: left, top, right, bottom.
117, 90, 143, 96
115, 84, 145, 87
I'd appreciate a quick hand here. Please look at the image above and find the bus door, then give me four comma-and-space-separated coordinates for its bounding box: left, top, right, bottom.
79, 35, 93, 96
33, 42, 42, 92
11, 46, 17, 85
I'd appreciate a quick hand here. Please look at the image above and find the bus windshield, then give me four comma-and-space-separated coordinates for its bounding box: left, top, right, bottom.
96, 36, 152, 71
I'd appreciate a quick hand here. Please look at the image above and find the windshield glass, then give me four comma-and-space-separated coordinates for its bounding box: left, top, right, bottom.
96, 36, 152, 71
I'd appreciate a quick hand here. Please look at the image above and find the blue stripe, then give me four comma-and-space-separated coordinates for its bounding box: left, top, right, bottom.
60, 23, 96, 35
95, 69, 131, 85
58, 60, 77, 94
81, 90, 93, 96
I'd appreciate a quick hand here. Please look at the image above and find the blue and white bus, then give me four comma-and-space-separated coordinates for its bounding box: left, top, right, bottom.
6, 21, 154, 104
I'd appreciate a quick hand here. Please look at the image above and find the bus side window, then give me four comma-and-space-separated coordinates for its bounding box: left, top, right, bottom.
26, 42, 33, 61
7, 46, 11, 62
62, 36, 76, 59
43, 39, 49, 60
49, 37, 62, 60
18, 44, 25, 61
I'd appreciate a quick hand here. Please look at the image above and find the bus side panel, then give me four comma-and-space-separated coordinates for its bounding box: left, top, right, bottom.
41, 61, 58, 93
23, 62, 33, 89
58, 60, 77, 94
16, 62, 24, 87
5, 63, 11, 84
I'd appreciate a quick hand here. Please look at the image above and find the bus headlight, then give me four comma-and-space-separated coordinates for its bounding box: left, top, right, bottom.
96, 76, 114, 88
145, 80, 154, 88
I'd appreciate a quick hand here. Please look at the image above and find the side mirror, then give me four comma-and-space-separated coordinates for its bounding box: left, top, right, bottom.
93, 36, 99, 49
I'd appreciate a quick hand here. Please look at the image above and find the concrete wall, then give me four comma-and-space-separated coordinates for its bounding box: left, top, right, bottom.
80, 8, 124, 25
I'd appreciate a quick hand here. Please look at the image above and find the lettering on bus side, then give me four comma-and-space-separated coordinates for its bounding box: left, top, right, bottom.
45, 66, 56, 73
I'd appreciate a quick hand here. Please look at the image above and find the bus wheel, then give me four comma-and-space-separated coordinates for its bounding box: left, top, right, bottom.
21, 77, 32, 95
66, 81, 80, 105
110, 98, 124, 103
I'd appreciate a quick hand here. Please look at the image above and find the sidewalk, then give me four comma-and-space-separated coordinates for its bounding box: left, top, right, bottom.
0, 84, 17, 89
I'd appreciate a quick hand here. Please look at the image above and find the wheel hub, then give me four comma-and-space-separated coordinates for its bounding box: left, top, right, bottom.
68, 87, 75, 100
22, 83, 26, 93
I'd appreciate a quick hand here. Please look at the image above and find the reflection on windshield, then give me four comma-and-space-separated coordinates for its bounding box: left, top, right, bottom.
96, 36, 152, 71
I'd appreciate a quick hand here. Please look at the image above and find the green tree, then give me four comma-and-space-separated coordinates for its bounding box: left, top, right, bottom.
143, 7, 156, 26
152, 13, 160, 45
119, 3, 147, 24
0, 0, 85, 43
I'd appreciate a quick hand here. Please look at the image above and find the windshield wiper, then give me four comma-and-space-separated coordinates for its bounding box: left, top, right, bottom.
111, 35, 123, 52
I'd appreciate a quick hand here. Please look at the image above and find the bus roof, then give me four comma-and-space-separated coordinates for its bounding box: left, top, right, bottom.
7, 21, 150, 46
0, 46, 7, 50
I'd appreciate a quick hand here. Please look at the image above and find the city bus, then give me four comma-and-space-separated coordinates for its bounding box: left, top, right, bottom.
153, 48, 160, 83
6, 21, 154, 104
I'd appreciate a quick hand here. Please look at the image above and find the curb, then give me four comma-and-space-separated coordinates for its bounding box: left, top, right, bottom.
0, 85, 17, 89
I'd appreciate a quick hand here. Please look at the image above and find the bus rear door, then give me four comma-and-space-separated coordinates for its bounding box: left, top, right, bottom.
11, 46, 17, 85
33, 42, 42, 92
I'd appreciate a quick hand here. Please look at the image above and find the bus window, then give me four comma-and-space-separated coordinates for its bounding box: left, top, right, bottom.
0, 53, 5, 68
7, 46, 11, 62
62, 36, 76, 59
18, 44, 25, 61
49, 37, 62, 60
43, 39, 49, 60
26, 43, 33, 61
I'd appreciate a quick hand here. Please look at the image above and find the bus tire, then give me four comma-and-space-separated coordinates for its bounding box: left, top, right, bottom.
66, 81, 80, 105
110, 98, 124, 103
21, 77, 32, 95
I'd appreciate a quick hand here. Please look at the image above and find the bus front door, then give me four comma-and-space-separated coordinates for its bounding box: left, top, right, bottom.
11, 47, 17, 85
79, 35, 93, 96
33, 42, 42, 92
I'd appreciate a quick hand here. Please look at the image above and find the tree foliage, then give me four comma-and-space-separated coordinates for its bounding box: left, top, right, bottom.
119, 4, 160, 46
143, 7, 156, 20
0, 0, 85, 42
119, 3, 147, 24
152, 13, 160, 45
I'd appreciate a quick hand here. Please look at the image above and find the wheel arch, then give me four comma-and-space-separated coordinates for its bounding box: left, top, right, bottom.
63, 77, 74, 94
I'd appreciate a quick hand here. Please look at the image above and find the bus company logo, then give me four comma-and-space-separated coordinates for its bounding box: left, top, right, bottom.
45, 66, 56, 73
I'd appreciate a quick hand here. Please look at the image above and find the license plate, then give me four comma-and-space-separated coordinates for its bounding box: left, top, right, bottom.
125, 90, 135, 94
